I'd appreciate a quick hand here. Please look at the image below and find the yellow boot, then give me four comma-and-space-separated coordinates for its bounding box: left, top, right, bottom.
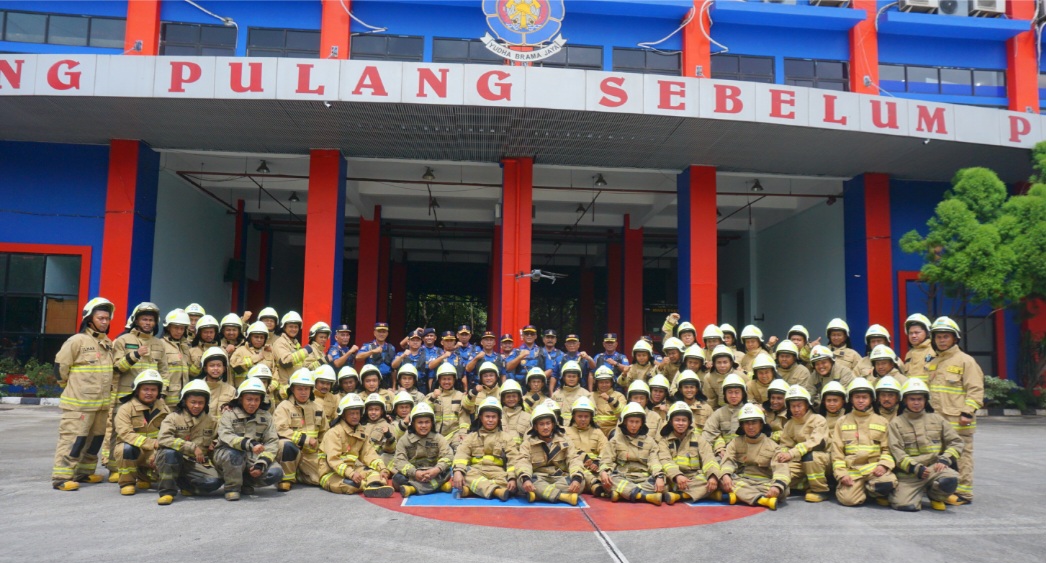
440, 482, 453, 493
664, 492, 682, 506
157, 495, 174, 506
136, 480, 151, 490
400, 485, 417, 498
804, 491, 828, 503
610, 490, 621, 502
459, 486, 471, 498
558, 493, 579, 506
276, 482, 292, 492
80, 475, 104, 484
493, 487, 510, 501
639, 492, 662, 506
757, 496, 777, 510
944, 495, 967, 506
54, 481, 80, 492
120, 485, 137, 496
108, 472, 120, 483
875, 497, 891, 507
930, 500, 947, 511
525, 491, 537, 503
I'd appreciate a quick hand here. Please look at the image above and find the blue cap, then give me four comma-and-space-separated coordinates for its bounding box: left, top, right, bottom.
374, 322, 389, 329
335, 324, 352, 333
542, 329, 557, 337
603, 333, 617, 342
422, 328, 436, 336
457, 324, 472, 334
441, 330, 456, 340
522, 324, 538, 333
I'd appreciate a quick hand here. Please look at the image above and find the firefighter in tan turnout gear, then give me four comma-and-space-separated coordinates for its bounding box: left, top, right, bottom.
155, 379, 224, 505
393, 402, 453, 497
318, 393, 394, 497
719, 403, 790, 510
830, 378, 897, 507
516, 403, 585, 505
213, 378, 283, 501
273, 369, 327, 491
112, 370, 170, 496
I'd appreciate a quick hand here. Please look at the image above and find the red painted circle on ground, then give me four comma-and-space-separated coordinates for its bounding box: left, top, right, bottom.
364, 496, 764, 531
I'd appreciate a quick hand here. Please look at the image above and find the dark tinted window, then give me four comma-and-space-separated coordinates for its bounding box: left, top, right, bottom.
612, 47, 680, 75
4, 12, 47, 43
534, 45, 602, 70
47, 14, 88, 46
784, 58, 848, 91
89, 17, 125, 48
247, 27, 320, 58
431, 38, 500, 65
351, 34, 424, 62
161, 22, 236, 56
710, 54, 774, 83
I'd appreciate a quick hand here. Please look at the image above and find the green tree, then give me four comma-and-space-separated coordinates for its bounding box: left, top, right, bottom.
900, 152, 1046, 392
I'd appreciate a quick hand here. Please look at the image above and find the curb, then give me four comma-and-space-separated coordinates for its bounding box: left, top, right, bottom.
976, 408, 1046, 417
0, 397, 61, 406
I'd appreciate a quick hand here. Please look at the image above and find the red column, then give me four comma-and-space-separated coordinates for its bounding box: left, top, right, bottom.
864, 173, 894, 333
489, 226, 502, 333
607, 242, 622, 337
849, 0, 878, 95
498, 157, 533, 335
1006, 1, 1039, 112
99, 140, 140, 338
231, 199, 245, 312
355, 206, 381, 336
681, 0, 710, 78
623, 215, 644, 345
677, 165, 717, 328
377, 233, 391, 324
303, 150, 346, 325
320, 0, 351, 60
390, 261, 407, 341
124, 0, 161, 56
247, 226, 270, 313
579, 266, 595, 349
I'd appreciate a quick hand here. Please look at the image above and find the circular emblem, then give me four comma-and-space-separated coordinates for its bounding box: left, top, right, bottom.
497, 0, 550, 32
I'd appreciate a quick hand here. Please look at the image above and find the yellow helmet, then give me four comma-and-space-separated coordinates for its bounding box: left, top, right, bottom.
409, 402, 435, 425
767, 379, 789, 396
571, 396, 595, 415
787, 325, 809, 340
289, 368, 315, 388
674, 369, 701, 390
904, 313, 931, 332
477, 396, 503, 417
626, 379, 651, 398
702, 324, 724, 340
719, 323, 738, 338
864, 324, 891, 345
826, 318, 850, 336
478, 361, 500, 375
594, 365, 615, 381
336, 393, 365, 415
194, 315, 219, 332
775, 340, 800, 358
246, 321, 269, 336
662, 337, 685, 353
500, 379, 523, 397
220, 313, 242, 329
235, 377, 268, 399
526, 367, 547, 383
393, 390, 415, 408
875, 376, 902, 395
721, 373, 746, 391
313, 365, 336, 383
247, 364, 273, 380
740, 324, 764, 341
632, 339, 654, 355
710, 345, 737, 364
280, 311, 303, 327
437, 362, 459, 379
820, 380, 846, 400
677, 321, 697, 336
560, 360, 582, 376
737, 403, 766, 423
130, 369, 164, 394
930, 316, 961, 339
337, 365, 360, 383
847, 377, 876, 399
398, 363, 419, 379
667, 401, 693, 421
184, 303, 205, 316
751, 353, 776, 372
529, 403, 559, 429
869, 344, 899, 366
619, 401, 647, 422
810, 345, 835, 364
257, 307, 279, 321
308, 322, 331, 339
785, 384, 814, 406
179, 379, 211, 401
683, 344, 704, 362
364, 393, 387, 409
900, 378, 931, 398
648, 374, 670, 391
163, 310, 190, 328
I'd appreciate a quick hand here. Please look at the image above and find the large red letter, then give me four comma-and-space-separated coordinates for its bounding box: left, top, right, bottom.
296, 64, 325, 95
352, 66, 388, 96
658, 80, 686, 110
823, 94, 848, 126
869, 99, 899, 129
417, 68, 448, 98
769, 89, 795, 119
229, 62, 263, 93
599, 77, 627, 108
714, 85, 742, 114
478, 70, 512, 101
46, 60, 81, 90
914, 105, 948, 135
169, 61, 201, 93
0, 59, 24, 89
1009, 115, 1031, 142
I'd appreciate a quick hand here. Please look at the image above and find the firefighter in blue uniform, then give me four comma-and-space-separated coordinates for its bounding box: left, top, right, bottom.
538, 329, 566, 394
562, 333, 596, 390
356, 322, 396, 389
454, 325, 480, 388
326, 325, 357, 372
466, 331, 504, 388
593, 333, 630, 389
392, 331, 430, 393
505, 325, 542, 386
428, 331, 467, 394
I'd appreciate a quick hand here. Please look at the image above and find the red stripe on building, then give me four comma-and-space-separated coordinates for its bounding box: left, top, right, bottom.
687, 165, 717, 328
499, 157, 533, 335
623, 215, 644, 345
849, 0, 879, 95
864, 173, 893, 334
124, 0, 161, 56
99, 139, 140, 338
1006, 0, 1039, 112
320, 0, 351, 60
303, 149, 344, 325
681, 0, 711, 78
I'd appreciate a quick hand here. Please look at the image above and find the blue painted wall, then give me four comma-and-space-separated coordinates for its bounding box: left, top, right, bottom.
842, 175, 869, 354
0, 140, 109, 297
128, 141, 159, 309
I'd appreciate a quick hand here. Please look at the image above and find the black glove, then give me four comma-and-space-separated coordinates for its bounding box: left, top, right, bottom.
913, 464, 928, 479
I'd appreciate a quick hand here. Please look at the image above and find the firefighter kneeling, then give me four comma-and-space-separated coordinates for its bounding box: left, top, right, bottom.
213, 377, 283, 501
155, 379, 223, 505
318, 393, 394, 497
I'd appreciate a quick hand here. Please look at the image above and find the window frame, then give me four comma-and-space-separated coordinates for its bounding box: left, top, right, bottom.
351, 33, 425, 63
783, 57, 849, 92
0, 10, 125, 48
709, 53, 775, 84
878, 63, 1006, 98
0, 243, 90, 342
611, 47, 682, 76
160, 21, 237, 56
246, 26, 321, 58
430, 37, 502, 65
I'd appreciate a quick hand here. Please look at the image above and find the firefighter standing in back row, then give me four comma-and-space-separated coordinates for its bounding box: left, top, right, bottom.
160, 310, 192, 408
51, 297, 116, 491
925, 316, 983, 505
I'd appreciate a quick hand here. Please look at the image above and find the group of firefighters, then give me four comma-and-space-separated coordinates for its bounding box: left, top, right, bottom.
52, 297, 982, 512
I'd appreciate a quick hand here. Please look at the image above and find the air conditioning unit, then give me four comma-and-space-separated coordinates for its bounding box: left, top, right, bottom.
969, 0, 1005, 16
899, 0, 940, 12
938, 0, 970, 16
810, 0, 849, 6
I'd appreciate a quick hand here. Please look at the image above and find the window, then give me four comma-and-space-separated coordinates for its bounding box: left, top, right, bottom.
160, 22, 236, 56
0, 10, 124, 47
612, 47, 680, 75
431, 38, 501, 65
710, 54, 774, 83
351, 34, 424, 62
247, 27, 320, 58
0, 252, 82, 364
784, 58, 848, 91
877, 64, 1005, 97
532, 45, 603, 70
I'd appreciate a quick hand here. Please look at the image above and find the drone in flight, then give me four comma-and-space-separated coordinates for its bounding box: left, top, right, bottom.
516, 269, 568, 284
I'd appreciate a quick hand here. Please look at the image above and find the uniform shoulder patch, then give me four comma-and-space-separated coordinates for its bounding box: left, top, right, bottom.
125, 344, 140, 350
926, 363, 937, 371
946, 366, 964, 374
840, 424, 857, 431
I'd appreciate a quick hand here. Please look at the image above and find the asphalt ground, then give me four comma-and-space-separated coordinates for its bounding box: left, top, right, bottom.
1, 406, 1043, 563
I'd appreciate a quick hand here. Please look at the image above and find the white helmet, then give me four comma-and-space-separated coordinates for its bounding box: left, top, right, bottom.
246, 321, 269, 337
336, 393, 365, 415
409, 402, 435, 425
247, 364, 273, 380
626, 379, 651, 399
163, 310, 190, 328
436, 362, 459, 379
280, 311, 303, 327
393, 390, 415, 408
820, 381, 847, 401
337, 366, 360, 383
288, 368, 315, 388
194, 315, 219, 332
184, 303, 206, 316
737, 403, 766, 423
235, 377, 268, 399
740, 325, 764, 341
500, 379, 523, 398
201, 346, 228, 369
179, 379, 211, 401
593, 365, 615, 381
810, 345, 835, 364
130, 369, 164, 394
826, 318, 851, 337
662, 337, 685, 353
785, 384, 814, 406
864, 324, 891, 345
719, 323, 738, 338
787, 325, 809, 340
775, 340, 800, 358
309, 322, 331, 339
632, 339, 654, 355
257, 307, 279, 321
875, 376, 902, 395
702, 324, 724, 341
869, 344, 899, 366
751, 353, 776, 373
81, 297, 115, 322
220, 313, 242, 329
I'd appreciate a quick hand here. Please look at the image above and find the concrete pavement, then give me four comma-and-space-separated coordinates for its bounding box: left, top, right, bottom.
1, 406, 1043, 563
